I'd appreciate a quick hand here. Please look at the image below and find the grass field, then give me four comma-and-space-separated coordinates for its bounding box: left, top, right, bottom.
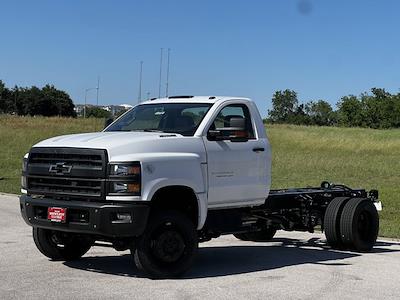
0, 115, 103, 194
267, 124, 400, 238
0, 115, 399, 237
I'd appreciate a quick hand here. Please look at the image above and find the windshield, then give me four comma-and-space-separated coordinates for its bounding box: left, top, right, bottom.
105, 103, 212, 136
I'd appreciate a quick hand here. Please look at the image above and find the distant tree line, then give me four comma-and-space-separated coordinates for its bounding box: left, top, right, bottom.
85, 106, 112, 118
267, 88, 400, 129
0, 80, 76, 117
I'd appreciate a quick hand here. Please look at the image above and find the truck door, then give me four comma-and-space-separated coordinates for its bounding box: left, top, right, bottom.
203, 103, 269, 208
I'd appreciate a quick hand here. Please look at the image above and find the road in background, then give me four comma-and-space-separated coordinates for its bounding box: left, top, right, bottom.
1, 193, 400, 299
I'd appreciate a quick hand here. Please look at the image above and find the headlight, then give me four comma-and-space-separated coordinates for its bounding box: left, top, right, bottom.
21, 157, 28, 189
22, 157, 28, 173
107, 162, 141, 196
21, 176, 27, 189
110, 164, 140, 176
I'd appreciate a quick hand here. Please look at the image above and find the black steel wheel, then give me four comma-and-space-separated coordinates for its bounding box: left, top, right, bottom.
132, 210, 198, 278
324, 197, 350, 249
233, 228, 277, 242
340, 198, 379, 252
33, 227, 93, 260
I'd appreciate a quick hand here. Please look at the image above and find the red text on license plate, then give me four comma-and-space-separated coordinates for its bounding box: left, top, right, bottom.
47, 207, 67, 223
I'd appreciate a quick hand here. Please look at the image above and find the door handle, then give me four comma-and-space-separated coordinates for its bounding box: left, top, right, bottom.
252, 147, 265, 152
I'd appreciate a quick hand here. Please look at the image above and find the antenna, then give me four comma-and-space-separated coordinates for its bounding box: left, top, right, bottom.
158, 48, 163, 98
138, 61, 143, 103
165, 48, 170, 97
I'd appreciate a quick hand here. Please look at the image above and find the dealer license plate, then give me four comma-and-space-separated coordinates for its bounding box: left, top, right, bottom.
47, 207, 67, 223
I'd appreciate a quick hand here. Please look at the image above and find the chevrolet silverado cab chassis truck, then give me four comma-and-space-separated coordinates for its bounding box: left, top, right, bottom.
20, 96, 382, 278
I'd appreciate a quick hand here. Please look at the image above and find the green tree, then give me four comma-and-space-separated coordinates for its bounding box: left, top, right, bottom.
390, 93, 400, 127
86, 106, 111, 118
305, 100, 334, 126
289, 104, 311, 125
41, 85, 76, 117
0, 80, 15, 113
2, 84, 76, 117
363, 88, 393, 129
0, 80, 6, 112
337, 95, 363, 127
268, 89, 298, 123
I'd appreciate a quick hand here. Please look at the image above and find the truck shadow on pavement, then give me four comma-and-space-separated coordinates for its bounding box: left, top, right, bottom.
63, 237, 400, 279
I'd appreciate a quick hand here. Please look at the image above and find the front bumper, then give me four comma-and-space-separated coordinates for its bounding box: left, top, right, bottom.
19, 194, 150, 238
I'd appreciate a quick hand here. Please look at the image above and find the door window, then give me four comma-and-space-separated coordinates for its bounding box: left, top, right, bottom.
210, 104, 255, 139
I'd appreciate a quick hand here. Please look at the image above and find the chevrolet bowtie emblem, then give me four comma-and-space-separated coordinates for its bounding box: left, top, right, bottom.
49, 162, 72, 175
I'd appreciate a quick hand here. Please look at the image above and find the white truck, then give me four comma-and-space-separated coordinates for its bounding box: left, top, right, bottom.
20, 96, 381, 278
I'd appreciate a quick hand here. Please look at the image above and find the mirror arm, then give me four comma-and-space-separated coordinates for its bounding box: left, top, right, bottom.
207, 130, 224, 141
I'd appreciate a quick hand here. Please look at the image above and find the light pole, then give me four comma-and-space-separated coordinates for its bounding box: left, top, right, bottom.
96, 76, 100, 106
84, 87, 97, 118
158, 48, 163, 98
138, 61, 143, 103
165, 48, 170, 97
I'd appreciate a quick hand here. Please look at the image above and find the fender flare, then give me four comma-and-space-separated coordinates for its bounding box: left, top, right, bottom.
144, 179, 208, 230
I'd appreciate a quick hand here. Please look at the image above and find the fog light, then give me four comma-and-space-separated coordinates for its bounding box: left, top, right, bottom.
112, 182, 140, 194
112, 212, 132, 224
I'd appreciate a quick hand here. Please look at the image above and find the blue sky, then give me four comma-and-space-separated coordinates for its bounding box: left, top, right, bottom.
1, 0, 400, 116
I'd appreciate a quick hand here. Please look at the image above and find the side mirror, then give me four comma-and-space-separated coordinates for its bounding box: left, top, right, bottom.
227, 117, 245, 131
207, 117, 248, 142
104, 118, 114, 129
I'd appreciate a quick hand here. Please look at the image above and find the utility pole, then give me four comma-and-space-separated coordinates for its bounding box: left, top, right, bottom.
84, 90, 88, 118
158, 48, 163, 98
138, 61, 143, 103
165, 48, 170, 97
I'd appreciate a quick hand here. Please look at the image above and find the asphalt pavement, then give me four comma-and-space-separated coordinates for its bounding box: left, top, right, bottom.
1, 193, 400, 300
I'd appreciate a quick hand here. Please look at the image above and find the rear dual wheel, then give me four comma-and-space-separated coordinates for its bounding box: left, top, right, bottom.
324, 197, 349, 249
340, 198, 379, 252
324, 197, 379, 252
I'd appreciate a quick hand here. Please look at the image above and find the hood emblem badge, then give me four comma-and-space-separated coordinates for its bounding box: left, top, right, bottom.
49, 162, 72, 175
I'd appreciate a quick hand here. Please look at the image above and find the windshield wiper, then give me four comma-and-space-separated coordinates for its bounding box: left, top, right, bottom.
112, 129, 180, 134
142, 129, 165, 133
113, 129, 165, 132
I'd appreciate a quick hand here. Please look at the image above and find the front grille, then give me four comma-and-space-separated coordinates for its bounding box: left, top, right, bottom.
26, 147, 108, 200
30, 153, 103, 169
28, 176, 103, 197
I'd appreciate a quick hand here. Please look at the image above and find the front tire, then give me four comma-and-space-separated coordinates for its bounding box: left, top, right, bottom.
132, 210, 198, 278
33, 227, 93, 260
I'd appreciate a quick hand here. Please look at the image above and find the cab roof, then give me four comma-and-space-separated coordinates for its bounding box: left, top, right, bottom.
139, 95, 251, 105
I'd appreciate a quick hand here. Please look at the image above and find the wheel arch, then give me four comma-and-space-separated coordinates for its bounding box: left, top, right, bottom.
150, 185, 207, 230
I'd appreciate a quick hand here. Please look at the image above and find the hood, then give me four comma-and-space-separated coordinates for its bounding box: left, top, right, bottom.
33, 131, 206, 162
